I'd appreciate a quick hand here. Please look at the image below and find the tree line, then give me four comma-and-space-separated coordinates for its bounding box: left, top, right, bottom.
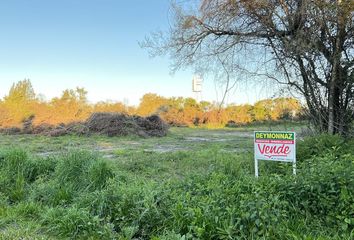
0, 80, 302, 128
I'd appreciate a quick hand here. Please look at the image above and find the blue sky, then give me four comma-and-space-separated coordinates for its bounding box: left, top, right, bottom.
0, 0, 276, 105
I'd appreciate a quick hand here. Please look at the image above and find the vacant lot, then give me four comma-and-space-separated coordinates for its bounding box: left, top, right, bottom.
0, 123, 306, 156
0, 125, 353, 239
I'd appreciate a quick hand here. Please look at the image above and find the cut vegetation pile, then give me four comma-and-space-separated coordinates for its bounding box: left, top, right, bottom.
0, 113, 169, 137
86, 112, 168, 137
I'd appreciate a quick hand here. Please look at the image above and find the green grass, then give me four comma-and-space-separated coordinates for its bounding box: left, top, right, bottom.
0, 124, 353, 239
0, 127, 256, 158
0, 122, 306, 155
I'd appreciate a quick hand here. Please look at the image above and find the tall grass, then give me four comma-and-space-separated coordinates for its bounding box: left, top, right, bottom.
0, 134, 353, 239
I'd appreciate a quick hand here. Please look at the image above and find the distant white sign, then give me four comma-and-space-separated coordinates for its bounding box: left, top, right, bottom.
192, 75, 202, 92
254, 131, 296, 177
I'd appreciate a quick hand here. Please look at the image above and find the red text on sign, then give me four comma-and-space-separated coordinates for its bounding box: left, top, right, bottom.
257, 144, 290, 158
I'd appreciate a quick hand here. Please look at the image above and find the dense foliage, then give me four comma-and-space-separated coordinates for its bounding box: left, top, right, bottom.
0, 80, 302, 128
0, 134, 353, 239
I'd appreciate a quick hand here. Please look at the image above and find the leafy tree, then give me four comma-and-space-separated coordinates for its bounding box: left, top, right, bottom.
93, 101, 128, 113
137, 93, 168, 116
143, 0, 354, 135
0, 100, 10, 127
160, 97, 186, 126
49, 88, 91, 124
2, 79, 37, 125
4, 79, 36, 103
253, 99, 273, 122
182, 98, 204, 125
226, 104, 253, 124
274, 98, 301, 120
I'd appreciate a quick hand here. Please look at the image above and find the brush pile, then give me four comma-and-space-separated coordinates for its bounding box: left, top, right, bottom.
86, 113, 168, 137
0, 113, 168, 137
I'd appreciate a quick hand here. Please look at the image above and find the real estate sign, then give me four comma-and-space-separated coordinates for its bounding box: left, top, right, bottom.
254, 131, 296, 177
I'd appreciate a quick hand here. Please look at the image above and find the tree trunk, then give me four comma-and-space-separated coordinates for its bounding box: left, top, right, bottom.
328, 2, 345, 135
328, 75, 336, 134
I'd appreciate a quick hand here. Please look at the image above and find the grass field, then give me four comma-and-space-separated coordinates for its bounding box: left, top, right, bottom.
0, 122, 306, 156
0, 124, 353, 239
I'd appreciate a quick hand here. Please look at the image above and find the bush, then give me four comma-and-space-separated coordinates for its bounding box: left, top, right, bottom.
282, 153, 354, 231
41, 207, 115, 239
31, 151, 114, 206
0, 149, 36, 202
296, 134, 347, 161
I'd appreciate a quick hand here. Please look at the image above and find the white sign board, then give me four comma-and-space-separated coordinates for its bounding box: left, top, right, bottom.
192, 75, 202, 92
254, 131, 296, 177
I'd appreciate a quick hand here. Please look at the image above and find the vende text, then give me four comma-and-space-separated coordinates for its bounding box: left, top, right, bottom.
257, 144, 290, 157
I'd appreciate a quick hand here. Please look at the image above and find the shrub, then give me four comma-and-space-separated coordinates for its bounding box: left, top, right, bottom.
0, 149, 37, 202
31, 151, 114, 206
296, 134, 347, 161
280, 153, 354, 231
41, 207, 115, 239
54, 151, 114, 191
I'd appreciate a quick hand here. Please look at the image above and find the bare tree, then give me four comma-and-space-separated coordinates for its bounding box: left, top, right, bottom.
142, 0, 354, 135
